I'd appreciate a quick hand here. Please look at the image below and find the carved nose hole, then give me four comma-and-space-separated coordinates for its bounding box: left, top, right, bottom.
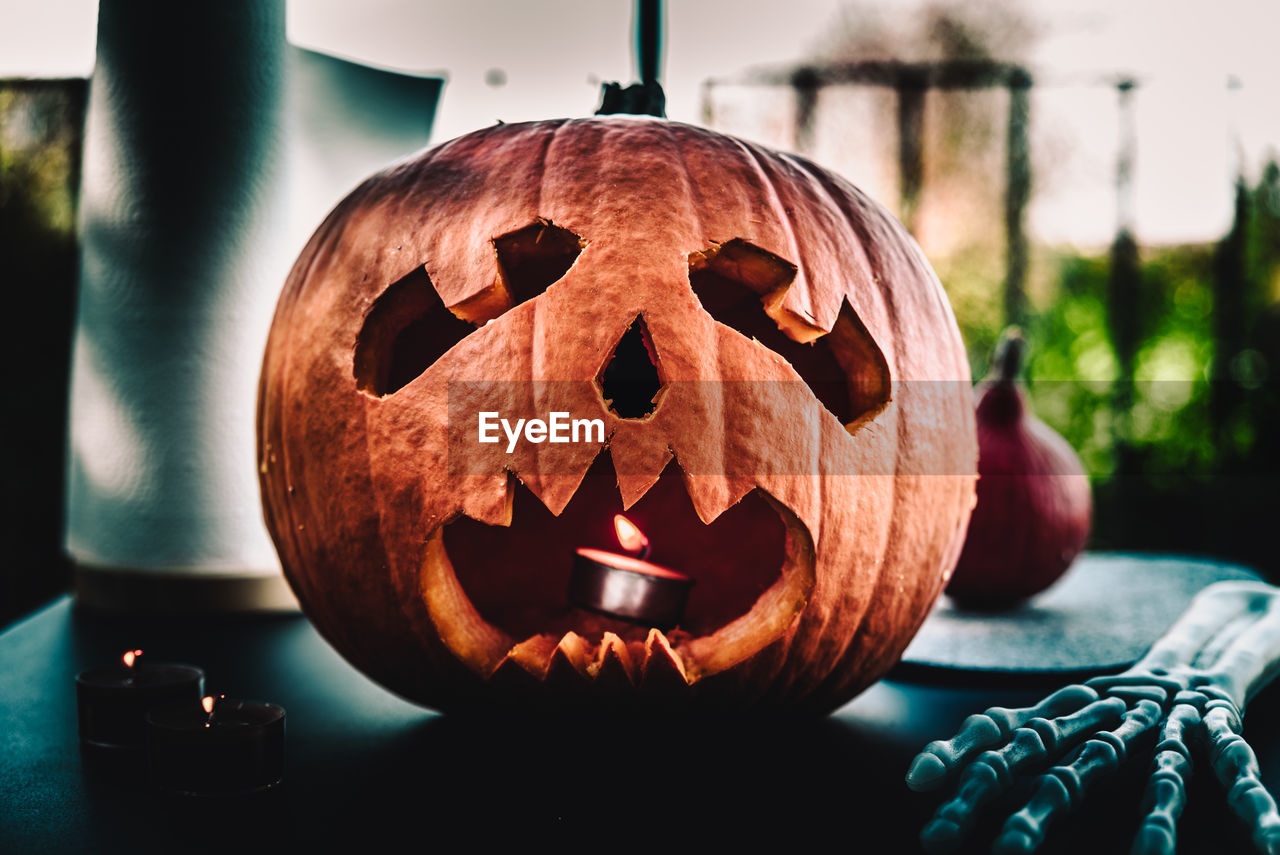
597, 315, 664, 419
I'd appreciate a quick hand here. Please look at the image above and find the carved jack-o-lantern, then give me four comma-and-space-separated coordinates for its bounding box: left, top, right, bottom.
258, 117, 976, 713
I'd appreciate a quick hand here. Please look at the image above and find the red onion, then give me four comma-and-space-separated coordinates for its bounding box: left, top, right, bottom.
946, 330, 1093, 607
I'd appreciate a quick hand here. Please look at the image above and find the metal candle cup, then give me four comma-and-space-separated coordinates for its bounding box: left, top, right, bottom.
569, 548, 694, 628
75, 652, 205, 749
146, 696, 285, 796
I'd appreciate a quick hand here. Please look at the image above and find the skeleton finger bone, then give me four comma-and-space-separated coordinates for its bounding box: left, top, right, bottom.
919, 695, 1126, 853
1203, 698, 1280, 855
1130, 700, 1203, 855
906, 684, 1100, 792
991, 698, 1163, 855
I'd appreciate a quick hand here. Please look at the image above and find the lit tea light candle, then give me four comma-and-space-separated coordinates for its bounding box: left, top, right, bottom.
75, 650, 204, 749
146, 694, 285, 796
568, 515, 694, 627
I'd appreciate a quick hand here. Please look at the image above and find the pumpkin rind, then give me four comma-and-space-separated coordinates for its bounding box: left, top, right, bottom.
258, 116, 977, 713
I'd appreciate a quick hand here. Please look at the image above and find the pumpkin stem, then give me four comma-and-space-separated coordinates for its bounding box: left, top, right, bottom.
596, 80, 667, 118
991, 326, 1026, 383
636, 0, 661, 87
596, 0, 666, 117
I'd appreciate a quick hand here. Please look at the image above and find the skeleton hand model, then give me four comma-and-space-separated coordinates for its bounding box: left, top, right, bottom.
907, 581, 1280, 854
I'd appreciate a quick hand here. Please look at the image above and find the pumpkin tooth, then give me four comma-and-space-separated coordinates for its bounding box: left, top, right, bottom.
459, 472, 513, 526
504, 634, 559, 677
589, 631, 636, 688
614, 467, 670, 511
487, 655, 543, 693
680, 472, 758, 524
640, 628, 690, 691
609, 427, 674, 509
544, 632, 591, 686
518, 470, 590, 517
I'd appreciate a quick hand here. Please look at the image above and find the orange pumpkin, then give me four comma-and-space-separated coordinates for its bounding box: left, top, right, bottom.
257, 116, 976, 713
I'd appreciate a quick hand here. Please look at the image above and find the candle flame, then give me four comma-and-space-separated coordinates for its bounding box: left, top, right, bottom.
202, 694, 225, 728
613, 514, 649, 556
122, 649, 143, 668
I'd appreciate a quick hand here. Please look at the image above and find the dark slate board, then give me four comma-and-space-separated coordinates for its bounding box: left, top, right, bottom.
894, 553, 1262, 684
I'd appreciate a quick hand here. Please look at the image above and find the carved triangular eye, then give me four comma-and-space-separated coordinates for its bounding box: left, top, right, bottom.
354, 267, 474, 397
597, 315, 664, 419
689, 239, 890, 428
354, 221, 585, 397
493, 220, 584, 307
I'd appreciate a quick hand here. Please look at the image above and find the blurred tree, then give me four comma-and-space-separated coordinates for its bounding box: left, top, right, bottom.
817, 0, 1040, 373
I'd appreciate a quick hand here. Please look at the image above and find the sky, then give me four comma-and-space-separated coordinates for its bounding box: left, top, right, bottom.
3, 0, 1278, 247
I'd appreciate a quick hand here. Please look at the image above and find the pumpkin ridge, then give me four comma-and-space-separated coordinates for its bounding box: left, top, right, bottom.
782, 154, 932, 392
726, 136, 809, 328
745, 143, 841, 338
777, 152, 889, 348
753, 442, 829, 704
266, 210, 349, 614
664, 122, 708, 275
802, 459, 904, 706
847, 463, 918, 688
532, 119, 564, 232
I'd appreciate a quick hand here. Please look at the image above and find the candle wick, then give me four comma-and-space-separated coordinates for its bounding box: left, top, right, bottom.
638, 544, 652, 561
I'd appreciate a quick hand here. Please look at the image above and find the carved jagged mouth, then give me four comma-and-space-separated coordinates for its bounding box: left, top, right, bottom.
420, 452, 816, 690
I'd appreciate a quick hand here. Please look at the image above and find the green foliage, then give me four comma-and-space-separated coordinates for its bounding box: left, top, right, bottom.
936, 162, 1280, 576
936, 242, 1006, 379
939, 167, 1279, 485
1024, 251, 1122, 477
0, 87, 80, 237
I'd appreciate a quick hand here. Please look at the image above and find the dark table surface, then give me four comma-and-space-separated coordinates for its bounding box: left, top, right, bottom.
3, 586, 1278, 854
